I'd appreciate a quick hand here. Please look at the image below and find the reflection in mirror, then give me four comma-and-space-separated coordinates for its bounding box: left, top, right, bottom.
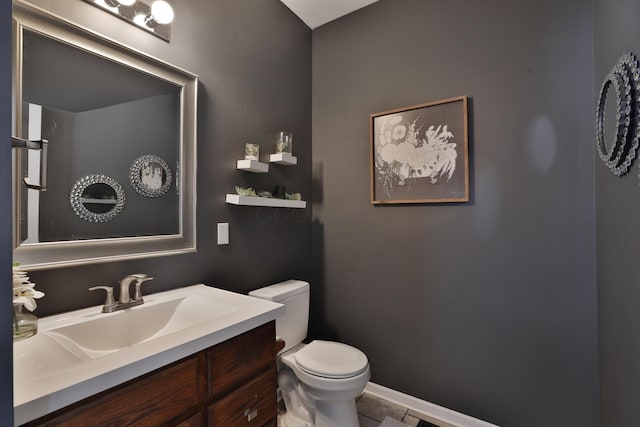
70, 174, 126, 224
13, 1, 197, 269
83, 184, 116, 213
129, 154, 173, 198
21, 29, 179, 241
84, 184, 116, 211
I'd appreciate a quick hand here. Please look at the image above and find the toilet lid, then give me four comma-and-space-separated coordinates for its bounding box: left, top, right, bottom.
294, 340, 368, 379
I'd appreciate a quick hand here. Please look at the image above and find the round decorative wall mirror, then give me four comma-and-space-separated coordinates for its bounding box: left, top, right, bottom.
129, 154, 172, 198
596, 53, 640, 176
70, 174, 126, 223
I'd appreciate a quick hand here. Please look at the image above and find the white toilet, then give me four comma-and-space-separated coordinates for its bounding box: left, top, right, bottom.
249, 280, 370, 427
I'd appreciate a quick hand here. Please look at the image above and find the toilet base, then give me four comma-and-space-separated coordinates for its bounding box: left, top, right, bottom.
278, 411, 313, 427
278, 401, 359, 427
277, 365, 364, 427
314, 400, 360, 427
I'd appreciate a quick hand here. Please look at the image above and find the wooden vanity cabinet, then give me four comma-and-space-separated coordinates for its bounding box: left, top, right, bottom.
23, 321, 277, 427
206, 321, 277, 426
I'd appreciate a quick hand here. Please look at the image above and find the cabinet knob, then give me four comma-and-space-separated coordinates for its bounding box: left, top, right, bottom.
243, 407, 258, 422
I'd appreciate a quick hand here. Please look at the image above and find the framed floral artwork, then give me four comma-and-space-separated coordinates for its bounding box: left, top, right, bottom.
370, 96, 469, 204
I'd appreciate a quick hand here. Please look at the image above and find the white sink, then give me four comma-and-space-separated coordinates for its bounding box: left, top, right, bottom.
14, 284, 284, 426
48, 295, 237, 358
13, 333, 90, 375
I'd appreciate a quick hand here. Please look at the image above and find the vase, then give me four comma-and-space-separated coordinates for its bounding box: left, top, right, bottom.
13, 303, 38, 341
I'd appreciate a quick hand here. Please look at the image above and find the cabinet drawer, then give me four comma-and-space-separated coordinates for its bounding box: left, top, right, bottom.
207, 368, 277, 427
175, 411, 204, 427
27, 355, 204, 427
207, 321, 275, 399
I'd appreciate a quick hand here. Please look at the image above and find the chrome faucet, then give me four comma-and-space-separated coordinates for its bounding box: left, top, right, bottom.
89, 274, 154, 313
118, 275, 138, 304
88, 286, 116, 312
131, 274, 154, 302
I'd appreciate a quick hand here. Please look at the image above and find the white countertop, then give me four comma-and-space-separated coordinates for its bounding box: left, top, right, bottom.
13, 284, 284, 426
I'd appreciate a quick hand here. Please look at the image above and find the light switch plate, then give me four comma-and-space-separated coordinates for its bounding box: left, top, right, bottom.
217, 223, 229, 245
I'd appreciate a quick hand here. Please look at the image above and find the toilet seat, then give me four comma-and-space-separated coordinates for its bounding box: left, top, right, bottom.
293, 340, 368, 379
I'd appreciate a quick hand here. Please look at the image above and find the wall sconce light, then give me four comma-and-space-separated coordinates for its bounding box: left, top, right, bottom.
83, 0, 174, 42
103, 0, 137, 7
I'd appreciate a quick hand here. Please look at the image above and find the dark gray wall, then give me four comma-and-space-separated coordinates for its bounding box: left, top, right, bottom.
594, 0, 640, 425
17, 0, 312, 316
1, 1, 13, 425
311, 1, 598, 426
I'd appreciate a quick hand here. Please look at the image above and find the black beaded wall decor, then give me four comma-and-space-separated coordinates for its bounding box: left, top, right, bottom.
595, 52, 640, 176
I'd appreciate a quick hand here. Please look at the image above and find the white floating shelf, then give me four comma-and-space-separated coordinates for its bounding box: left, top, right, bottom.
237, 159, 269, 173
269, 153, 297, 165
226, 194, 307, 209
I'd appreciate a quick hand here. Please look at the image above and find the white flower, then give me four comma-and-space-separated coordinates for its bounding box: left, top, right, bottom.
392, 125, 407, 140
379, 130, 392, 146
13, 266, 44, 312
389, 115, 403, 125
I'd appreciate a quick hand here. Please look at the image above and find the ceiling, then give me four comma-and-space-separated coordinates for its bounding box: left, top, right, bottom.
280, 0, 379, 29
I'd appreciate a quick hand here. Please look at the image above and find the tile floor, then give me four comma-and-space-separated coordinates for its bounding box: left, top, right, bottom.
356, 392, 456, 427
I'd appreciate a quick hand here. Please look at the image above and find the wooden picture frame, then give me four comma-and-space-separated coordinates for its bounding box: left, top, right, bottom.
370, 96, 469, 204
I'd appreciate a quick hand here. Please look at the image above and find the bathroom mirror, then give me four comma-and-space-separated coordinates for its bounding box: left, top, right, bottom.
12, 1, 198, 269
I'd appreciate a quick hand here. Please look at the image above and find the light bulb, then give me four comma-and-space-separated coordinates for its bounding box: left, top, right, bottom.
133, 13, 147, 26
118, 0, 137, 6
150, 1, 174, 25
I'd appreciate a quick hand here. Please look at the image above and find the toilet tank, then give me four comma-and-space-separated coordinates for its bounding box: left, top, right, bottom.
249, 280, 309, 353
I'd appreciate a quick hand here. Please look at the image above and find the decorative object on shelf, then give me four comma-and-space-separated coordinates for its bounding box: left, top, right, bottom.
285, 193, 302, 201
370, 96, 469, 204
235, 186, 257, 197
230, 136, 305, 209
245, 143, 260, 161
129, 154, 173, 197
595, 52, 640, 177
12, 264, 44, 341
82, 0, 174, 42
70, 174, 126, 223
276, 131, 293, 154
272, 185, 286, 199
230, 187, 305, 208
235, 186, 302, 201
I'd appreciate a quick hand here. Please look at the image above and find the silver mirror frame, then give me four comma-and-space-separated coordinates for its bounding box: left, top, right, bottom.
12, 1, 198, 270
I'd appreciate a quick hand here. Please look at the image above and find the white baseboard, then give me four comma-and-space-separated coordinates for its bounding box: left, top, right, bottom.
364, 382, 500, 427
